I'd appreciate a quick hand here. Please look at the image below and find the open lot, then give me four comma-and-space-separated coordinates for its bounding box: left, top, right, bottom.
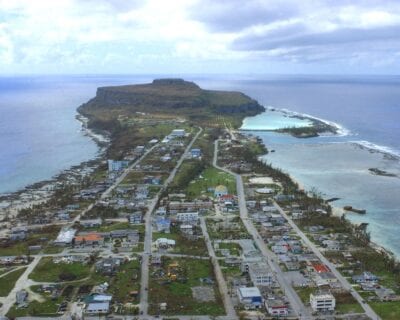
0, 267, 27, 296
29, 257, 91, 282
148, 257, 224, 316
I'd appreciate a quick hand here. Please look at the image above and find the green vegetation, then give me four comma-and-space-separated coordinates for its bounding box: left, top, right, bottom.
7, 296, 63, 318
109, 259, 141, 304
0, 267, 26, 296
149, 257, 224, 316
217, 242, 241, 256
370, 301, 400, 320
153, 225, 208, 256
186, 167, 236, 198
29, 257, 91, 282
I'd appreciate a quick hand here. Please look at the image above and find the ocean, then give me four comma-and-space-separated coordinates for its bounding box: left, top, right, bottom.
0, 74, 399, 257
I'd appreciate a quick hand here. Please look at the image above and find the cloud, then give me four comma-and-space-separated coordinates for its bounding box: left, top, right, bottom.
189, 0, 298, 32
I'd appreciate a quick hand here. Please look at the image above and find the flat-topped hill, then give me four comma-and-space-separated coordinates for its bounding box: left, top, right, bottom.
78, 79, 264, 127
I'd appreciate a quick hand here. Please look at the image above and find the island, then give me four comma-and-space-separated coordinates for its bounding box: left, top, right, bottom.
0, 79, 398, 320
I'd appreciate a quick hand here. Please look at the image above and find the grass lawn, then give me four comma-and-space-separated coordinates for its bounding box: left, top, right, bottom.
219, 261, 242, 279
149, 257, 224, 316
370, 301, 400, 320
206, 217, 250, 240
186, 167, 236, 199
0, 267, 27, 296
108, 259, 141, 304
95, 222, 145, 233
29, 257, 91, 282
295, 287, 315, 304
217, 242, 241, 256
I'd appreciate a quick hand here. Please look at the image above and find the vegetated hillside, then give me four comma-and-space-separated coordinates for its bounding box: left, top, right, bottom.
78, 78, 264, 130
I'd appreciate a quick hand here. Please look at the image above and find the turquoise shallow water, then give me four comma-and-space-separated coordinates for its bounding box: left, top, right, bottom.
242, 116, 400, 257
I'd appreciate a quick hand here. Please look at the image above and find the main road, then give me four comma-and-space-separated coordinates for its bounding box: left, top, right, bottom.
212, 140, 313, 320
139, 127, 203, 316
273, 200, 380, 320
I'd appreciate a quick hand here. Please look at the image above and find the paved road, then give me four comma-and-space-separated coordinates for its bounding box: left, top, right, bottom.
139, 127, 203, 316
273, 200, 379, 320
0, 255, 41, 315
200, 217, 238, 319
213, 140, 312, 320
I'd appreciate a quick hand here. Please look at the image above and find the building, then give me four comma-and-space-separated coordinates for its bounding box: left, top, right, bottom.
170, 129, 186, 137
155, 238, 176, 249
176, 212, 199, 223
129, 213, 142, 225
74, 233, 104, 246
310, 292, 336, 312
96, 258, 123, 275
375, 287, 398, 301
54, 227, 77, 246
214, 185, 228, 198
190, 148, 202, 158
80, 218, 102, 228
156, 217, 171, 233
265, 299, 289, 317
16, 290, 28, 308
85, 294, 112, 315
237, 287, 263, 309
108, 160, 129, 172
248, 262, 275, 287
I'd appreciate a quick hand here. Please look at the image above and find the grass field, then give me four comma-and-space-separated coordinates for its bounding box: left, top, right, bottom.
149, 257, 224, 316
186, 167, 236, 199
370, 301, 400, 320
29, 257, 91, 282
217, 242, 241, 256
0, 267, 27, 296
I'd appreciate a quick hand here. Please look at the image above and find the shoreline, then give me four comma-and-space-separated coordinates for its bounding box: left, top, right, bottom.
0, 113, 110, 220
242, 127, 400, 261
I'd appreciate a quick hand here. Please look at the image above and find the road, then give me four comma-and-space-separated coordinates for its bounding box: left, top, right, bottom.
139, 127, 203, 316
0, 255, 41, 315
200, 217, 238, 319
213, 140, 312, 320
273, 200, 380, 320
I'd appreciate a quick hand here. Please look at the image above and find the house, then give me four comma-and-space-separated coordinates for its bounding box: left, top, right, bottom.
80, 218, 102, 228
190, 148, 201, 158
312, 263, 330, 274
180, 224, 193, 234
96, 258, 123, 275
214, 185, 228, 198
310, 292, 336, 312
108, 160, 129, 172
155, 238, 176, 249
265, 299, 289, 317
176, 212, 199, 223
156, 207, 167, 215
74, 233, 104, 246
129, 213, 142, 225
170, 129, 185, 137
375, 287, 398, 301
237, 287, 263, 309
156, 217, 171, 233
16, 290, 28, 308
10, 227, 28, 241
352, 271, 379, 284
248, 262, 275, 287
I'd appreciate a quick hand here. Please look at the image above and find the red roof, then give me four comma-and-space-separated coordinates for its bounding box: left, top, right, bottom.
312, 263, 330, 273
220, 194, 235, 200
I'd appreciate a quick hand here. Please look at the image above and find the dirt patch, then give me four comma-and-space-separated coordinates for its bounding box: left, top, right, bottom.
192, 286, 215, 302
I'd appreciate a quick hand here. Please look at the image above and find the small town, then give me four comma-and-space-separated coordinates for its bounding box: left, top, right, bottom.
0, 110, 398, 320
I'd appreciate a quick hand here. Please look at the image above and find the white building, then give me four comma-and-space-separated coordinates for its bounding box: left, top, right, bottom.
310, 292, 336, 312
176, 212, 199, 223
170, 129, 186, 137
248, 262, 275, 287
237, 287, 263, 309
265, 299, 289, 317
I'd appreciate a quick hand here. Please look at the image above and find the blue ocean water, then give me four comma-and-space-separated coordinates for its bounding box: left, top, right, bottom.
0, 75, 157, 194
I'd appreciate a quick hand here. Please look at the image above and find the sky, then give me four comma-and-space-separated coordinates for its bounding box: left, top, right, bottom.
1, 0, 400, 75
